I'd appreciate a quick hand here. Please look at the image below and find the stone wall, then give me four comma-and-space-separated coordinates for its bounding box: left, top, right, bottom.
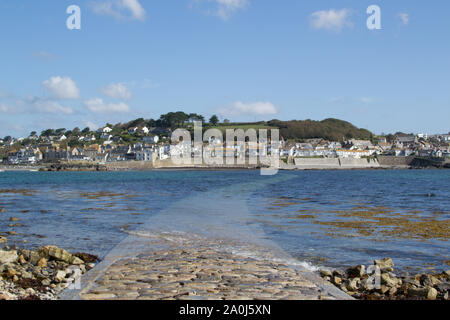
339, 158, 380, 168
106, 161, 155, 171
377, 156, 414, 167
294, 158, 341, 169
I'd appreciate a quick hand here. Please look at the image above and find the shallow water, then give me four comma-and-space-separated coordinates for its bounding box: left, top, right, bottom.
0, 170, 448, 273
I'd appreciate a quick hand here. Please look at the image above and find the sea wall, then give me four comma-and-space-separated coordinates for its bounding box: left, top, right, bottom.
106, 159, 261, 170
377, 156, 414, 167
339, 158, 380, 168
294, 158, 380, 169
106, 161, 155, 171
294, 158, 341, 169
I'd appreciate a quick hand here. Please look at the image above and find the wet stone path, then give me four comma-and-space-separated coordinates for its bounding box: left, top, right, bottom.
79, 238, 351, 300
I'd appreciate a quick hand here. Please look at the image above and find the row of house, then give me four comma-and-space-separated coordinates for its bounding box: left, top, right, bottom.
2, 130, 450, 165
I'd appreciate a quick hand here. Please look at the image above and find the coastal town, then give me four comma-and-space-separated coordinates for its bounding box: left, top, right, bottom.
1, 114, 450, 169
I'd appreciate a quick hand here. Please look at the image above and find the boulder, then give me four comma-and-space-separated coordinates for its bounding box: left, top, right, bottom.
381, 273, 399, 288
333, 269, 346, 278
427, 288, 438, 300
9, 217, 20, 222
435, 283, 450, 293
374, 258, 394, 272
0, 250, 18, 264
388, 287, 397, 296
379, 285, 390, 295
38, 246, 83, 264
408, 287, 438, 300
444, 270, 450, 279
54, 270, 66, 282
70, 256, 84, 265
37, 258, 47, 268
333, 276, 343, 285
0, 291, 14, 300
41, 279, 51, 286
0, 236, 6, 244
22, 250, 41, 265
0, 208, 6, 213
5, 267, 18, 278
346, 278, 360, 291
347, 265, 365, 278
418, 274, 436, 286
319, 269, 332, 278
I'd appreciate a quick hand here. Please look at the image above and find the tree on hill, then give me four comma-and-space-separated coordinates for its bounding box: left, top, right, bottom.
55, 128, 66, 135
209, 115, 219, 126
188, 113, 205, 124
41, 129, 55, 137
126, 118, 146, 129
267, 118, 372, 142
159, 112, 190, 129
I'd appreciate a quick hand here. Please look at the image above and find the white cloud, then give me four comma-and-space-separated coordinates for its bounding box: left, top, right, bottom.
329, 97, 344, 104
361, 97, 374, 104
398, 13, 410, 26
102, 83, 132, 100
193, 0, 249, 21
92, 0, 146, 21
26, 96, 74, 115
219, 101, 278, 117
84, 98, 130, 113
32, 100, 74, 115
310, 9, 353, 31
42, 76, 80, 100
215, 0, 248, 20
0, 103, 12, 113
33, 51, 55, 59
0, 97, 73, 115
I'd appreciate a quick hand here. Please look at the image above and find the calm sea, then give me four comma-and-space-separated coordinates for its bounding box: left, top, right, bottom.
0, 170, 448, 273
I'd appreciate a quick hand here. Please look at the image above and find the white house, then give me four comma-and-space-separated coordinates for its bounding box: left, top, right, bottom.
97, 127, 113, 134
136, 148, 154, 162
141, 127, 150, 134
100, 133, 113, 140
417, 133, 428, 140
143, 135, 159, 144
128, 127, 138, 134
83, 136, 96, 142
349, 139, 373, 149
158, 146, 170, 160
336, 149, 374, 159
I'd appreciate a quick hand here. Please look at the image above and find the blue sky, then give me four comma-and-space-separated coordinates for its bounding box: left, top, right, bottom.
0, 0, 449, 137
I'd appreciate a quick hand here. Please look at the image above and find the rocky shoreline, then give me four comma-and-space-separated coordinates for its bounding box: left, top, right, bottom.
1, 243, 449, 300
0, 245, 98, 300
319, 258, 450, 300
1, 230, 449, 301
